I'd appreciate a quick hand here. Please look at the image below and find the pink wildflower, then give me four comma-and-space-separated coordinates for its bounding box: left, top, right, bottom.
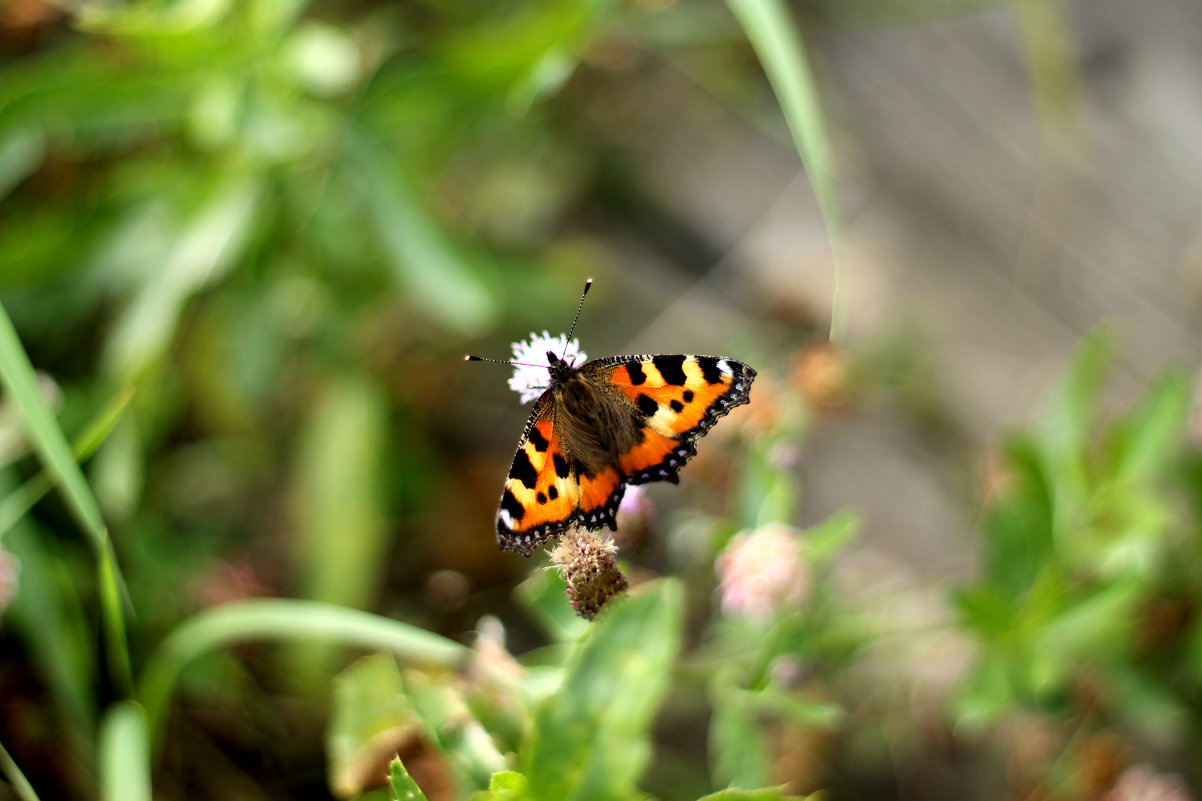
1105, 765, 1192, 801
715, 523, 808, 623
549, 528, 628, 620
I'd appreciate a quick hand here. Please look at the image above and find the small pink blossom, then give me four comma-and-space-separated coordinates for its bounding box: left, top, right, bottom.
1105, 764, 1192, 801
715, 523, 808, 623
550, 528, 628, 620
508, 331, 587, 403
613, 485, 654, 550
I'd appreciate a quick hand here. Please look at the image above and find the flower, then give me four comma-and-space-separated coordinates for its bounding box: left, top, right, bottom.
549, 528, 628, 620
507, 331, 587, 403
791, 343, 851, 412
1104, 764, 1192, 801
715, 524, 808, 623
613, 485, 654, 551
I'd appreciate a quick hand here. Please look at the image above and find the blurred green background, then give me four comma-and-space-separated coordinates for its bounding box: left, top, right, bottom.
4, 0, 1202, 799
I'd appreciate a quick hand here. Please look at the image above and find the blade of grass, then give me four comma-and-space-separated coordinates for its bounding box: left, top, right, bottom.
0, 303, 133, 694
99, 544, 133, 696
288, 375, 390, 691
1015, 0, 1083, 155
4, 522, 97, 736
139, 598, 471, 749
342, 131, 496, 337
98, 701, 152, 801
0, 302, 109, 549
0, 386, 135, 542
0, 737, 42, 801
724, 0, 846, 342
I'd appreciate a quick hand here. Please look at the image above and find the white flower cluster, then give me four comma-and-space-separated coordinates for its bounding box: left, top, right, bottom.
507, 331, 587, 404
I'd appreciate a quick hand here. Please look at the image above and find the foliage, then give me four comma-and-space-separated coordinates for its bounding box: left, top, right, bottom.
3, 0, 1197, 799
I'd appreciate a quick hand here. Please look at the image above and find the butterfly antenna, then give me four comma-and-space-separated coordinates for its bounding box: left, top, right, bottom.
562, 277, 593, 357
463, 355, 545, 369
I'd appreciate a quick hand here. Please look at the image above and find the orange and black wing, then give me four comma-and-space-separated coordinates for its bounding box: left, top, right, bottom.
495, 397, 624, 556
583, 354, 756, 485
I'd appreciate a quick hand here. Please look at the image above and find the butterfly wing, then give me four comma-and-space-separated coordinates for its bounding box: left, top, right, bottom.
584, 354, 756, 485
496, 354, 755, 557
495, 395, 624, 556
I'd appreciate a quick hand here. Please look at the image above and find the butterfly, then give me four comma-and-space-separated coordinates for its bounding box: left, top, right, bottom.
469, 279, 756, 557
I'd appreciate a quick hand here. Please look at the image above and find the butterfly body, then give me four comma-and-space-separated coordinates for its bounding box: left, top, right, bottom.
497, 352, 756, 556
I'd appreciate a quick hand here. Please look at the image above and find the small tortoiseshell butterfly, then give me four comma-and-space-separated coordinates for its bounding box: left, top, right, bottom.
468, 279, 756, 557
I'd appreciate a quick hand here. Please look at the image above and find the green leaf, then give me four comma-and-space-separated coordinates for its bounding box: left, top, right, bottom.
696, 788, 812, 801
515, 566, 589, 643
139, 599, 470, 749
0, 128, 44, 202
0, 302, 109, 550
76, 0, 237, 36
1041, 329, 1111, 461
1033, 579, 1140, 675
0, 737, 42, 801
710, 684, 770, 790
953, 585, 1016, 639
980, 436, 1055, 595
103, 176, 260, 379
1108, 370, 1189, 484
387, 757, 430, 801
724, 0, 845, 340
328, 655, 419, 799
522, 580, 683, 801
746, 686, 844, 730
288, 375, 390, 689
803, 508, 860, 564
3, 520, 95, 734
0, 386, 134, 541
1015, 0, 1085, 154
436, 0, 610, 110
98, 701, 152, 801
0, 302, 132, 692
487, 771, 530, 797
402, 668, 507, 788
953, 655, 1013, 732
342, 132, 496, 337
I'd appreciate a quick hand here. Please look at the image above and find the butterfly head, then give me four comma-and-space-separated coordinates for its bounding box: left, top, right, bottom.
546, 350, 579, 383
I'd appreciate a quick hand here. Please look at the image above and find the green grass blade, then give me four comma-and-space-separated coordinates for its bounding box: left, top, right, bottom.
0, 737, 42, 801
0, 386, 135, 542
99, 544, 133, 696
0, 303, 133, 693
98, 701, 152, 801
341, 131, 496, 337
1015, 0, 1084, 154
0, 301, 109, 549
139, 598, 471, 748
288, 375, 390, 690
724, 0, 846, 341
4, 523, 97, 734
72, 387, 137, 463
